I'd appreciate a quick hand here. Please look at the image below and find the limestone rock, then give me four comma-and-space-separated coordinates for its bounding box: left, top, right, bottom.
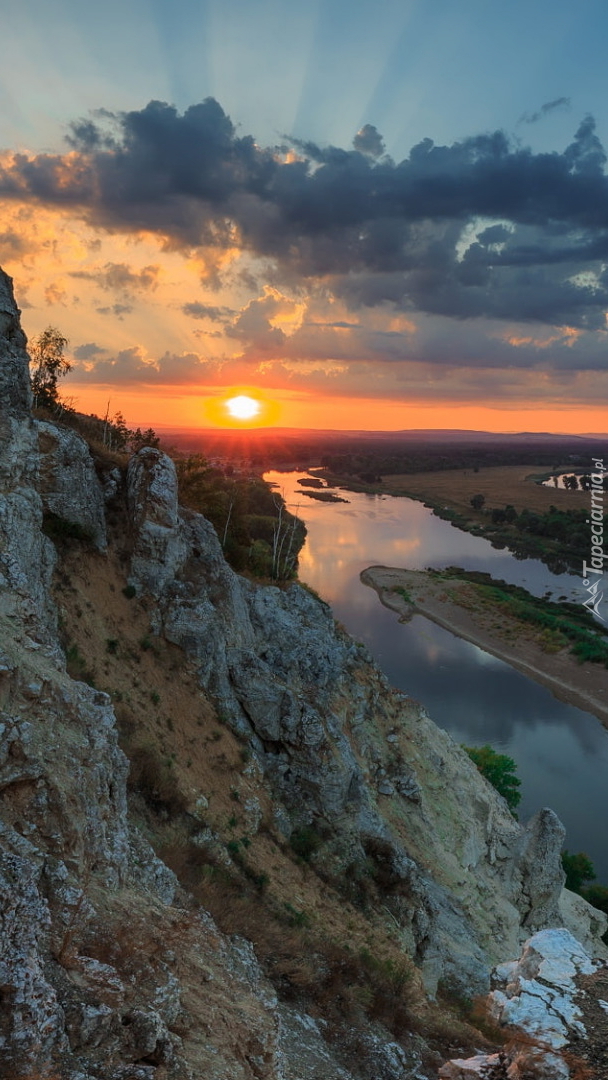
439, 1055, 506, 1079
0, 839, 69, 1073
515, 807, 566, 929
124, 447, 579, 996
126, 448, 188, 594
0, 268, 293, 1079
0, 268, 31, 420
488, 928, 597, 1049
0, 270, 57, 634
441, 929, 605, 1078
37, 420, 107, 550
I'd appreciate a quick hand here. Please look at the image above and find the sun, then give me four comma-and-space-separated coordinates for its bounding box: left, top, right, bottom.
225, 394, 261, 420
202, 388, 281, 427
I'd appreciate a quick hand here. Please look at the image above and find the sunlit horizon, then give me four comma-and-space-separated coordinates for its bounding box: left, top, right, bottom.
63, 381, 608, 437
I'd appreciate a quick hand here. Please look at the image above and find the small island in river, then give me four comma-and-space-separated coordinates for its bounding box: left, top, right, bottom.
361, 565, 608, 726
300, 489, 350, 502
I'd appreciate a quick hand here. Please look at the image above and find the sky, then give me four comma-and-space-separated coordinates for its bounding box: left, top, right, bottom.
2, 0, 608, 433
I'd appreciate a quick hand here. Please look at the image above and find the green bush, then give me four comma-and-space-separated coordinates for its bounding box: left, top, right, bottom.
561, 850, 596, 892
463, 744, 521, 812
289, 825, 324, 861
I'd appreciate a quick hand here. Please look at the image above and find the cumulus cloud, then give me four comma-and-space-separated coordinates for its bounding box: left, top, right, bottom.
2, 97, 608, 332
74, 345, 213, 385
353, 124, 385, 158
73, 342, 106, 360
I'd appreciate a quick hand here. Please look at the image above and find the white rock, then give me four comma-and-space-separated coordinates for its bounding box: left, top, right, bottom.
488, 928, 598, 1048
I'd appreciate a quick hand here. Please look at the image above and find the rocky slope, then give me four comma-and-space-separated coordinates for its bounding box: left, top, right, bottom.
0, 264, 605, 1079
124, 445, 605, 987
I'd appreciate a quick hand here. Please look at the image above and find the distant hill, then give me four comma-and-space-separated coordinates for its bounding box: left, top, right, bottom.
158, 425, 607, 444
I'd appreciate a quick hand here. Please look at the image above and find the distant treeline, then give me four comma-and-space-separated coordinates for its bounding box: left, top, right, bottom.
428, 502, 606, 575
319, 444, 608, 480
161, 430, 608, 475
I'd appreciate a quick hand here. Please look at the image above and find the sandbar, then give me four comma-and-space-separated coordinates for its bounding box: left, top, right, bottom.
361, 565, 608, 726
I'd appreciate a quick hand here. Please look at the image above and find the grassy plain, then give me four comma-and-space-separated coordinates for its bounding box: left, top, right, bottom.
377, 464, 589, 518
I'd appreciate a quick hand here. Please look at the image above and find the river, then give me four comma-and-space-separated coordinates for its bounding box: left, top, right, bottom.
265, 470, 608, 881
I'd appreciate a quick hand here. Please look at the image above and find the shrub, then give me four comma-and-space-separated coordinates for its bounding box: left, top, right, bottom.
392, 585, 412, 603
463, 744, 521, 812
127, 745, 187, 816
289, 825, 324, 861
562, 850, 596, 892
42, 511, 93, 544
65, 644, 96, 687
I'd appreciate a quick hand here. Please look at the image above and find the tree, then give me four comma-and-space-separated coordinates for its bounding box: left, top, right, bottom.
561, 850, 596, 893
29, 326, 71, 409
463, 744, 521, 812
130, 427, 160, 452
470, 493, 485, 511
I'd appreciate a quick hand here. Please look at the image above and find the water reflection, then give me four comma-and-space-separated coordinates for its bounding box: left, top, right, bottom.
267, 471, 608, 878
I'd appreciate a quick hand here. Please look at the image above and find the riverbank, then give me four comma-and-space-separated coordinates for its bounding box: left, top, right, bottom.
361, 565, 608, 726
323, 465, 593, 573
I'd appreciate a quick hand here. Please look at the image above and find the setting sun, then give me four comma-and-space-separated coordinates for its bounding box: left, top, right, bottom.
201, 389, 281, 428
226, 395, 260, 420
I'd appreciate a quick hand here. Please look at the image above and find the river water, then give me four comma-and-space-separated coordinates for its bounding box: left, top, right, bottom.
265, 471, 608, 881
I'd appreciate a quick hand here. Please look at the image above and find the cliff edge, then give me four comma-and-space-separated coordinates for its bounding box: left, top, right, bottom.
0, 265, 605, 1079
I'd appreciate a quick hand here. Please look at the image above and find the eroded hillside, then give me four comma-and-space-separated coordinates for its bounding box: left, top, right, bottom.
1, 264, 606, 1079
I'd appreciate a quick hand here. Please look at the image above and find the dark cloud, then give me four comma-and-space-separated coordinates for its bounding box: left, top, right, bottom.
182, 301, 233, 321
71, 262, 160, 293
96, 303, 133, 318
0, 230, 29, 255
73, 342, 106, 359
73, 346, 212, 385
3, 98, 608, 327
519, 97, 571, 125
353, 124, 385, 158
225, 293, 287, 350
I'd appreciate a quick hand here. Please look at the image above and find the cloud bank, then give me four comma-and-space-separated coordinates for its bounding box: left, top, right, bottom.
2, 97, 608, 333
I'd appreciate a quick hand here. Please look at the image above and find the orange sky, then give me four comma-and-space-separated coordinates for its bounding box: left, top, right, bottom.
64, 380, 608, 435
2, 118, 608, 439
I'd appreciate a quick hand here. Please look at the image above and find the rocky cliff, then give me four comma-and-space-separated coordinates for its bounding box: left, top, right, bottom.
0, 265, 605, 1079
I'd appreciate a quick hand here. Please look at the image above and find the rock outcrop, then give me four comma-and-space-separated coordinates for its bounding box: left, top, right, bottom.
37, 420, 107, 550
125, 445, 605, 997
441, 929, 607, 1078
0, 270, 306, 1079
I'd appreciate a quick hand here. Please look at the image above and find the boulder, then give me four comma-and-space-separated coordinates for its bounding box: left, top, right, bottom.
37, 420, 107, 550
